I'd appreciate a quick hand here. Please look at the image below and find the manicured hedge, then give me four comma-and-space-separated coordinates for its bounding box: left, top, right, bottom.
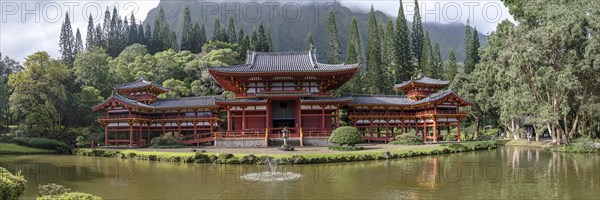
0, 167, 27, 200
11, 137, 71, 153
328, 126, 362, 146
390, 133, 424, 145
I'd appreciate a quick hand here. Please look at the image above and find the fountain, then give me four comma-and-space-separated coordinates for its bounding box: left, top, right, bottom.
240, 157, 301, 182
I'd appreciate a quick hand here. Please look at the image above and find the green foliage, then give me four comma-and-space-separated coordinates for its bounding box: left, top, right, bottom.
0, 167, 27, 200
11, 137, 71, 153
391, 133, 424, 145
482, 128, 500, 137
37, 192, 102, 200
180, 6, 193, 52
38, 183, 71, 197
8, 52, 68, 136
366, 6, 383, 94
59, 12, 75, 67
446, 48, 457, 81
329, 126, 362, 146
161, 78, 190, 98
150, 133, 182, 148
549, 136, 600, 153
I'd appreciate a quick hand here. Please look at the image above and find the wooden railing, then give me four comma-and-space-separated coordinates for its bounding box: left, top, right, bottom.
98, 114, 214, 120
213, 130, 266, 138
415, 110, 467, 116
301, 128, 331, 137
349, 113, 415, 118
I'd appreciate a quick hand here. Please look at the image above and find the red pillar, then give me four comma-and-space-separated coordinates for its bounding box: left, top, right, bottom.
227, 110, 232, 131
242, 107, 246, 131
422, 120, 427, 142
334, 109, 339, 129
457, 119, 462, 142
138, 124, 142, 147
129, 124, 133, 147
147, 123, 151, 145
104, 125, 108, 146
321, 106, 325, 130
433, 119, 438, 143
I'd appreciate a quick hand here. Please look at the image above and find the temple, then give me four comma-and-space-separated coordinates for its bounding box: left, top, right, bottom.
93, 49, 470, 147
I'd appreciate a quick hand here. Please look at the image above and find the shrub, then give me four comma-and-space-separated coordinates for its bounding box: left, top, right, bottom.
11, 137, 71, 153
38, 183, 71, 196
36, 192, 102, 200
328, 126, 362, 146
391, 133, 424, 145
150, 133, 182, 148
0, 167, 27, 200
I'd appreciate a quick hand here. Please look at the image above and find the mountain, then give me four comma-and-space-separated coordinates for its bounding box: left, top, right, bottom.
142, 0, 486, 62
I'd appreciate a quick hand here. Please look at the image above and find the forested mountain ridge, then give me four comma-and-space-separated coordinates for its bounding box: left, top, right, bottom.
142, 0, 487, 62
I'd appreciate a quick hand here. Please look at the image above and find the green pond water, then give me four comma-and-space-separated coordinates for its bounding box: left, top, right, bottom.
1, 147, 599, 199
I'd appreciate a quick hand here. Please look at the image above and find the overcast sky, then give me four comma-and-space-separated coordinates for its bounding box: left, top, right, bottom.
0, 0, 513, 63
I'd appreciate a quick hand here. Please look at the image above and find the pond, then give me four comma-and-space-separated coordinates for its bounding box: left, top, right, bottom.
1, 147, 599, 199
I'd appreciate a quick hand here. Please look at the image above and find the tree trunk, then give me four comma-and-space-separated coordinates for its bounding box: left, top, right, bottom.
547, 123, 556, 143
474, 118, 481, 140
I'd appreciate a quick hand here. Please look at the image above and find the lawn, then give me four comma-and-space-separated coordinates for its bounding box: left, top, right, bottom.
0, 143, 56, 154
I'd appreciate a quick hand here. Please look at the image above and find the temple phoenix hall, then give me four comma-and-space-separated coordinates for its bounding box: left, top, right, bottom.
93, 49, 470, 147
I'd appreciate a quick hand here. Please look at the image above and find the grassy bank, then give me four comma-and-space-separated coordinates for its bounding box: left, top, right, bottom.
0, 143, 56, 154
73, 141, 498, 165
504, 140, 554, 148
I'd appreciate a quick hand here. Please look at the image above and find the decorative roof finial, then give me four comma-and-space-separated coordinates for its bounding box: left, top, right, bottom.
139, 75, 145, 81
416, 70, 424, 79
310, 43, 315, 52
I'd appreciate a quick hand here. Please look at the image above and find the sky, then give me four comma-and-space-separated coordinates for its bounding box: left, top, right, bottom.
0, 0, 513, 63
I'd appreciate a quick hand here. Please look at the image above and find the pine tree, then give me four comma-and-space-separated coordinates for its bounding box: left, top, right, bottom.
153, 7, 171, 53
250, 28, 258, 51
59, 12, 75, 67
347, 17, 363, 64
180, 6, 193, 51
128, 13, 138, 45
170, 31, 178, 50
212, 18, 225, 42
325, 10, 342, 64
257, 22, 268, 52
85, 15, 94, 50
145, 23, 152, 51
265, 25, 272, 52
227, 16, 237, 44
94, 23, 103, 48
102, 7, 111, 49
198, 24, 207, 51
74, 28, 83, 55
472, 26, 481, 64
108, 7, 119, 56
239, 29, 249, 59
137, 24, 145, 46
432, 43, 442, 78
420, 31, 431, 75
411, 0, 424, 62
464, 19, 474, 74
446, 48, 457, 81
366, 5, 382, 94
395, 0, 412, 81
383, 19, 396, 66
306, 31, 314, 50
191, 22, 201, 53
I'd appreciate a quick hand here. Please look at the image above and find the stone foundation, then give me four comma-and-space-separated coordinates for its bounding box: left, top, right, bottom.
214, 138, 266, 148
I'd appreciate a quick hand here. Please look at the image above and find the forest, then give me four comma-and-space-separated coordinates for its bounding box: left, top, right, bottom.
0, 0, 598, 146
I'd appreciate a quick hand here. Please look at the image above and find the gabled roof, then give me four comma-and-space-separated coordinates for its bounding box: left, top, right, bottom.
208, 50, 359, 73
347, 94, 415, 106
92, 93, 153, 111
394, 73, 450, 89
114, 76, 169, 93
148, 96, 217, 109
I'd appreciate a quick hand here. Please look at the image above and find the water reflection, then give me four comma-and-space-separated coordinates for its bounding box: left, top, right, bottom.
1, 147, 599, 199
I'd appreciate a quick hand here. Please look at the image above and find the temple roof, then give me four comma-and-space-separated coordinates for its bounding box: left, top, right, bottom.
208, 50, 359, 73
347, 94, 414, 106
394, 73, 450, 89
346, 89, 469, 107
114, 76, 170, 93
148, 96, 217, 109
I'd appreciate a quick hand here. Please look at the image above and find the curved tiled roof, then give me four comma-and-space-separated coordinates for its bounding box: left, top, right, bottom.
347, 94, 415, 106
114, 77, 169, 92
394, 74, 450, 89
149, 96, 217, 109
208, 50, 359, 73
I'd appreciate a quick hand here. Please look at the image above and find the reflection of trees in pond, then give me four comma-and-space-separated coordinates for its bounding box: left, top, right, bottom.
417, 157, 438, 189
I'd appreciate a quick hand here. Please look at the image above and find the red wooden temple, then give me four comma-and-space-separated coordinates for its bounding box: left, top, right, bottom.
93, 49, 469, 147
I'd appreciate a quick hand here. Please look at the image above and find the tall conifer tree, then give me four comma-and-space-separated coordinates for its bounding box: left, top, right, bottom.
366, 6, 382, 94
411, 0, 424, 62
395, 0, 412, 81
347, 17, 363, 64
180, 6, 193, 51
85, 15, 94, 50
464, 19, 474, 74
74, 28, 83, 55
446, 48, 457, 81
420, 31, 431, 75
326, 10, 342, 64
227, 16, 237, 43
59, 12, 75, 67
